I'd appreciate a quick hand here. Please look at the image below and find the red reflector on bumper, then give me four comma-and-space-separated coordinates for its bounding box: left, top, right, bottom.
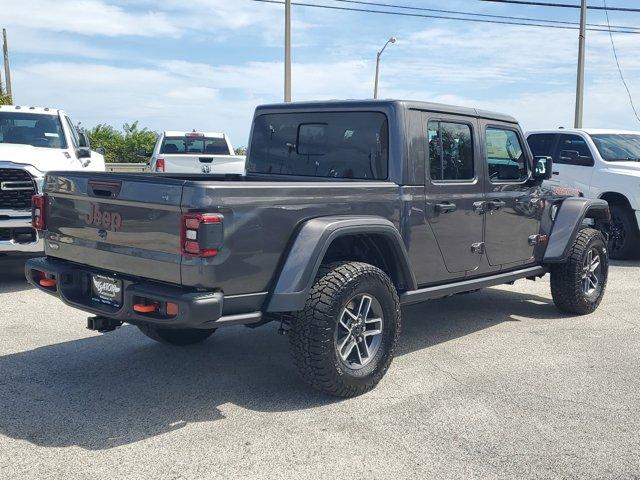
166, 302, 179, 316
133, 303, 158, 313
39, 278, 56, 288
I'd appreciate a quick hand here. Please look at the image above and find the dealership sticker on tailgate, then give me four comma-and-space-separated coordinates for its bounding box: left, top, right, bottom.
91, 274, 123, 307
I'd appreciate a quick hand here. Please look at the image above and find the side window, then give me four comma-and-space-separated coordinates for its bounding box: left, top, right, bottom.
555, 134, 593, 166
64, 117, 79, 148
486, 128, 528, 182
527, 133, 556, 157
427, 121, 474, 181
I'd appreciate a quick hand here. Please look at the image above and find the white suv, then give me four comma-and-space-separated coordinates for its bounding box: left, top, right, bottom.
0, 105, 105, 254
527, 128, 640, 259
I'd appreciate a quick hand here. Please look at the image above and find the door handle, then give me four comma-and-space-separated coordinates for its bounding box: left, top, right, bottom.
487, 200, 506, 211
472, 201, 486, 214
435, 202, 457, 214
552, 171, 559, 175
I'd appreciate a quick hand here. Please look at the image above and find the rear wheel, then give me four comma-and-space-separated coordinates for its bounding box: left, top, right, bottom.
550, 228, 608, 315
137, 325, 216, 346
288, 261, 401, 398
608, 204, 640, 260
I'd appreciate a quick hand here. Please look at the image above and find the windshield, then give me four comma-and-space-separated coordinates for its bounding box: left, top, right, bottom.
161, 136, 231, 155
0, 112, 67, 149
590, 134, 640, 162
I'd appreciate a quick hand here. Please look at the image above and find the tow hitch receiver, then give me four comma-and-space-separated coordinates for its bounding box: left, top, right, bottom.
87, 316, 123, 333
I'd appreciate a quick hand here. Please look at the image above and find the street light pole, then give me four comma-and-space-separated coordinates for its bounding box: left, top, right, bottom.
574, 0, 587, 128
373, 37, 396, 100
284, 0, 292, 102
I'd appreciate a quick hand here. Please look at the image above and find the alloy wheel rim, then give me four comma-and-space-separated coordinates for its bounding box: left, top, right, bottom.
582, 248, 602, 296
335, 294, 384, 370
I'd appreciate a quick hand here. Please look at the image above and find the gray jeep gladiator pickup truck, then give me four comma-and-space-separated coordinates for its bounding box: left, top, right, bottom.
26, 100, 611, 397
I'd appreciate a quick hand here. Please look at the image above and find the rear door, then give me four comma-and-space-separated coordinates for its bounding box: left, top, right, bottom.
44, 172, 184, 284
424, 114, 485, 274
482, 122, 542, 266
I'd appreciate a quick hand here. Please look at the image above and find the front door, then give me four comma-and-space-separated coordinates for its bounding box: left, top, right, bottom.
424, 116, 485, 274
551, 133, 596, 195
483, 123, 542, 266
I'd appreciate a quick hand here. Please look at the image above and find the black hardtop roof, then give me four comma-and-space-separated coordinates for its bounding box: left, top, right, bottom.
255, 99, 518, 124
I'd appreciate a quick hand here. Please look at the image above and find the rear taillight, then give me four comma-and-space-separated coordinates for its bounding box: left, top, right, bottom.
181, 213, 223, 257
155, 158, 165, 172
32, 194, 47, 230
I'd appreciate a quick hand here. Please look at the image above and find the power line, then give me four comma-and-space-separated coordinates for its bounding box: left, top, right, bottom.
602, 0, 640, 123
251, 0, 640, 34
332, 0, 640, 31
476, 0, 640, 13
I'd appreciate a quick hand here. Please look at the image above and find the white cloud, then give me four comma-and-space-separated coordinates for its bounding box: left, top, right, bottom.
2, 0, 180, 37
7, 29, 114, 59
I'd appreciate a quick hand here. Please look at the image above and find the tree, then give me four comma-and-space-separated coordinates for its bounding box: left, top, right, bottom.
86, 122, 158, 163
0, 86, 10, 105
234, 147, 247, 156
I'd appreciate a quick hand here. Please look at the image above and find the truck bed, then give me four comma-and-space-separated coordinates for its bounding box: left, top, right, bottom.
42, 171, 402, 297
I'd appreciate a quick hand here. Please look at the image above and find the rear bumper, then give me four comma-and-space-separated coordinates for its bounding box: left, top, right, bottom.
25, 257, 264, 329
0, 215, 42, 253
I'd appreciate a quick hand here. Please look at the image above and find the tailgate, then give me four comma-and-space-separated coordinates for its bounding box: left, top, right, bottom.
164, 154, 245, 174
43, 172, 185, 284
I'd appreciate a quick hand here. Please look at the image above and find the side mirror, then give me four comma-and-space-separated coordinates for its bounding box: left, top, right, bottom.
78, 132, 91, 149
559, 150, 592, 166
136, 148, 150, 157
95, 147, 105, 155
559, 150, 579, 163
77, 147, 92, 159
533, 156, 553, 181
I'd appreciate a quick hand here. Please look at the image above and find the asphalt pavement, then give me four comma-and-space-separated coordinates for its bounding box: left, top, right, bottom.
1, 256, 639, 479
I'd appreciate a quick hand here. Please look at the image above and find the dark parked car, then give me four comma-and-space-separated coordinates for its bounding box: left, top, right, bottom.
26, 100, 610, 397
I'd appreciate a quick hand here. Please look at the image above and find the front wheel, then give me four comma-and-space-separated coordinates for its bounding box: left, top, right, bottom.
137, 324, 216, 346
550, 228, 609, 315
288, 261, 401, 398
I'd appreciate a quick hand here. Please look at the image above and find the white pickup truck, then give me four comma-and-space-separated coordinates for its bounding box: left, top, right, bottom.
147, 131, 245, 174
527, 128, 640, 259
0, 105, 105, 254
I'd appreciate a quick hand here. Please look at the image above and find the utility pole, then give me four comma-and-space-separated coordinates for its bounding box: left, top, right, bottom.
284, 0, 292, 102
574, 0, 587, 128
3, 29, 12, 103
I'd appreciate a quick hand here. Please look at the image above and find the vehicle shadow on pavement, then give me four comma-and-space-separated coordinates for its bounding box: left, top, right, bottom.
0, 287, 564, 451
0, 257, 35, 294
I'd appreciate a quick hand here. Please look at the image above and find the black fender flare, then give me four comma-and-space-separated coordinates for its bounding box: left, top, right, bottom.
543, 197, 610, 263
266, 216, 417, 312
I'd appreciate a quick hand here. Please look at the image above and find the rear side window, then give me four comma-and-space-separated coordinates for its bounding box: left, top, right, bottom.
527, 133, 556, 156
555, 134, 593, 165
247, 112, 388, 179
486, 128, 528, 182
427, 121, 474, 181
161, 136, 230, 155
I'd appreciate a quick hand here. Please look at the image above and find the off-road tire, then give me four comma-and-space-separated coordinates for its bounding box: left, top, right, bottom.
288, 261, 401, 398
608, 204, 640, 260
137, 325, 216, 346
550, 228, 608, 315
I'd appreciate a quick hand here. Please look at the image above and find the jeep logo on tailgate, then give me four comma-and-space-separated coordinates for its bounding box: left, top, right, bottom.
86, 204, 123, 232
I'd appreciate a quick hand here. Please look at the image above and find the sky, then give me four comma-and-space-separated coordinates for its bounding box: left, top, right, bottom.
1, 0, 639, 147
